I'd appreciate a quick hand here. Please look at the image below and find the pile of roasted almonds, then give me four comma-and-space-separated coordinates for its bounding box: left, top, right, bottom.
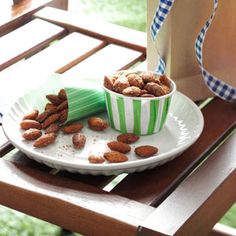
20, 89, 158, 163
104, 71, 171, 97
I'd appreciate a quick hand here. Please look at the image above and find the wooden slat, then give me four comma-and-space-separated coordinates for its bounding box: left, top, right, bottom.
34, 7, 147, 52
0, 159, 154, 236
0, 32, 105, 114
138, 132, 236, 236
64, 44, 145, 78
0, 0, 54, 36
111, 98, 236, 206
7, 31, 106, 74
0, 18, 66, 71
57, 171, 117, 188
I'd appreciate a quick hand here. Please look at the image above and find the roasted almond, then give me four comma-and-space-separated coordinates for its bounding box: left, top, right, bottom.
45, 123, 60, 134
127, 73, 144, 88
122, 86, 141, 97
107, 141, 131, 153
58, 109, 68, 124
33, 133, 56, 148
42, 113, 60, 129
113, 76, 130, 93
88, 117, 108, 131
44, 103, 57, 114
58, 89, 67, 101
72, 133, 86, 149
159, 75, 171, 87
62, 123, 83, 134
22, 128, 42, 140
145, 82, 166, 97
141, 71, 155, 83
104, 75, 116, 90
20, 119, 42, 130
134, 145, 158, 158
46, 94, 62, 105
88, 155, 105, 164
23, 109, 39, 120
117, 133, 139, 144
57, 100, 68, 111
104, 151, 128, 163
36, 111, 49, 123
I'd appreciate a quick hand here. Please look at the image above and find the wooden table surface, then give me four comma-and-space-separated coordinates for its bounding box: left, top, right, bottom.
0, 1, 236, 236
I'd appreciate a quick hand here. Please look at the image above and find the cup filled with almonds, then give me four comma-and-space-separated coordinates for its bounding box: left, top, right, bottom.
103, 70, 176, 135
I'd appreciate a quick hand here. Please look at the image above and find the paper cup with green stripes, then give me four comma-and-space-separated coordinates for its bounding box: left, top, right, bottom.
103, 77, 176, 135
64, 79, 106, 123
28, 73, 106, 123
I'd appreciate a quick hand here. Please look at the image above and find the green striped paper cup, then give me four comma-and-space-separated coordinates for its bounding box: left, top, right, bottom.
27, 73, 106, 124
64, 80, 106, 123
103, 75, 176, 135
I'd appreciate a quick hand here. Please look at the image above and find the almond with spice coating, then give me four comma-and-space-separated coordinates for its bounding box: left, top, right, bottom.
62, 123, 83, 134
104, 151, 128, 163
23, 109, 39, 120
22, 128, 42, 140
20, 119, 42, 130
72, 133, 86, 149
88, 155, 105, 164
88, 117, 108, 131
135, 145, 158, 158
107, 141, 131, 153
33, 133, 56, 148
117, 133, 139, 144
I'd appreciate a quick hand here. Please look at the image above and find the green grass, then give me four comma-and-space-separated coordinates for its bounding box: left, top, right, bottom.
0, 0, 235, 235
0, 206, 61, 236
220, 203, 236, 228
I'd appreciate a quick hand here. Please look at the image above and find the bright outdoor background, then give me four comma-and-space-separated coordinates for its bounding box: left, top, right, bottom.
0, 0, 235, 235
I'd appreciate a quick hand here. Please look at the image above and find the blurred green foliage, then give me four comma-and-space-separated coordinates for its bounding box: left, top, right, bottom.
70, 0, 147, 31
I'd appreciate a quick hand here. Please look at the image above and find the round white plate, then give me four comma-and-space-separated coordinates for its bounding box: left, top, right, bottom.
2, 91, 204, 175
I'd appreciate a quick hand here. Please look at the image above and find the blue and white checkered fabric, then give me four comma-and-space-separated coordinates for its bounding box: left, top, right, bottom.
0, 112, 2, 125
195, 0, 236, 102
151, 0, 175, 75
151, 0, 236, 102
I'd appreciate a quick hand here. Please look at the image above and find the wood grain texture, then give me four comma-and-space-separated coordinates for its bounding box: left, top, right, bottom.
0, 159, 154, 236
138, 132, 236, 236
34, 7, 147, 53
111, 98, 236, 206
47, 0, 68, 10
0, 18, 66, 71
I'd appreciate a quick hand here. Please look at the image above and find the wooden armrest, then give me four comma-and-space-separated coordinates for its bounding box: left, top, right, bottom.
139, 132, 236, 236
34, 7, 147, 53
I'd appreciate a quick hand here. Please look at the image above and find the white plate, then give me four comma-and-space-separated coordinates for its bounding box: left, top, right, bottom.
2, 91, 204, 175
